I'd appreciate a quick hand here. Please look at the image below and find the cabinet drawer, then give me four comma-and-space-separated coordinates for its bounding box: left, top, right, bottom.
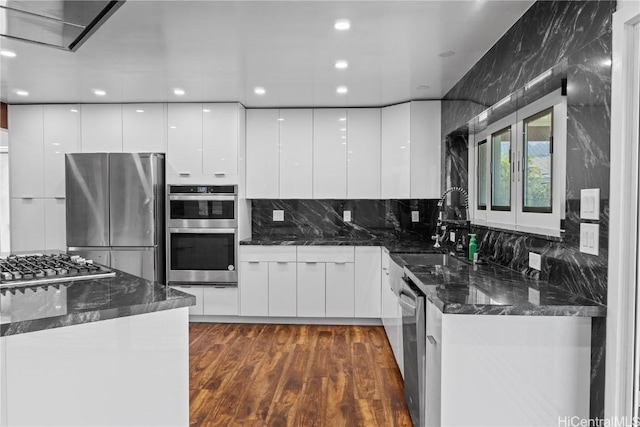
203, 286, 238, 316
239, 246, 297, 262
297, 246, 354, 263
170, 285, 204, 316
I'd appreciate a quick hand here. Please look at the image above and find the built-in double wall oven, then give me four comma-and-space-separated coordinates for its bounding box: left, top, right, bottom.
167, 185, 237, 285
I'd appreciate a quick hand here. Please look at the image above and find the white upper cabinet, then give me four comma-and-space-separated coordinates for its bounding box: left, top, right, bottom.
80, 104, 123, 153
167, 103, 203, 179
279, 109, 313, 198
246, 109, 280, 198
43, 105, 80, 198
381, 103, 411, 199
202, 103, 239, 180
347, 108, 381, 199
122, 103, 165, 153
410, 101, 441, 199
9, 105, 44, 198
313, 108, 347, 198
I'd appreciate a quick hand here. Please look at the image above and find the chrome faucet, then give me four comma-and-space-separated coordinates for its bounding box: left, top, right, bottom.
432, 187, 470, 248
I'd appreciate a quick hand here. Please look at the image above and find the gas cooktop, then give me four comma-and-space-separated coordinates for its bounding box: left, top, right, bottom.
0, 253, 116, 288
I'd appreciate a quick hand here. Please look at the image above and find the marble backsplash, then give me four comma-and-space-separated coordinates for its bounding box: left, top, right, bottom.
439, 0, 615, 420
250, 199, 439, 241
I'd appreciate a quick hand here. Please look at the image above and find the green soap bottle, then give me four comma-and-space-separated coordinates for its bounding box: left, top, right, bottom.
468, 234, 477, 262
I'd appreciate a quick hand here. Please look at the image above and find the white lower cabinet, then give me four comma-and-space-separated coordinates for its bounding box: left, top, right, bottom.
381, 252, 404, 376
239, 261, 269, 316
170, 285, 204, 316
268, 261, 297, 317
325, 262, 355, 317
203, 286, 238, 316
297, 262, 326, 317
354, 247, 381, 318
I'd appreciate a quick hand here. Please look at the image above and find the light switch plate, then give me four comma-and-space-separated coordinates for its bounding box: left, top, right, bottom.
580, 223, 599, 255
449, 231, 456, 242
580, 188, 600, 220
529, 252, 541, 271
411, 211, 419, 222
343, 210, 352, 222
273, 210, 284, 222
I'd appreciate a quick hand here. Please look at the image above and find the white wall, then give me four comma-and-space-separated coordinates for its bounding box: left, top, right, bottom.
0, 129, 9, 253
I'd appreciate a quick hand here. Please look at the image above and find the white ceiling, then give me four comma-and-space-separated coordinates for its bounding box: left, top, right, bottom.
0, 0, 535, 108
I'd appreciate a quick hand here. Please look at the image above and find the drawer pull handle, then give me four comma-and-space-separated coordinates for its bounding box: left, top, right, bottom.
427, 335, 437, 345
335, 261, 347, 265
248, 261, 260, 264
179, 172, 191, 177
214, 172, 226, 176
305, 261, 317, 264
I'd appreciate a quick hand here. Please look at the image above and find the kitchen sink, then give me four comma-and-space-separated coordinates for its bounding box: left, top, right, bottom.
397, 253, 465, 267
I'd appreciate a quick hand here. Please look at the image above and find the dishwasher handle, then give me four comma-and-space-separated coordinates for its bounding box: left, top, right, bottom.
398, 292, 417, 314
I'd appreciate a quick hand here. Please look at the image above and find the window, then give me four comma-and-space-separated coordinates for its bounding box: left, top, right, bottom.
469, 89, 566, 236
523, 108, 553, 213
477, 140, 487, 210
490, 127, 512, 211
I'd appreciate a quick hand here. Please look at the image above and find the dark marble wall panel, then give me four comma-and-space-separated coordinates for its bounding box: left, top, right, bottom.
251, 199, 439, 241
440, 1, 615, 420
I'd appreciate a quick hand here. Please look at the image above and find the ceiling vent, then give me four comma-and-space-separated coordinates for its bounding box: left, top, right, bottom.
0, 0, 124, 51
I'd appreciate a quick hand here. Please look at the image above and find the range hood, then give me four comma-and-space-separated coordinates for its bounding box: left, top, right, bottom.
0, 0, 123, 51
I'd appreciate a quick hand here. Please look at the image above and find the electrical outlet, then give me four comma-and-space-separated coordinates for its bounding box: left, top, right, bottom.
343, 210, 352, 222
528, 288, 540, 305
449, 231, 456, 242
272, 210, 284, 222
411, 211, 419, 222
580, 223, 599, 255
580, 188, 600, 220
529, 252, 541, 271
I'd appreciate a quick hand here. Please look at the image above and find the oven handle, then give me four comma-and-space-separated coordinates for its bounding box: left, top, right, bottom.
169, 228, 237, 234
169, 195, 236, 202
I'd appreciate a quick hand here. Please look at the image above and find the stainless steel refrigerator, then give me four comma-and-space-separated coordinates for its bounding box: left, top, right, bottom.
65, 153, 165, 283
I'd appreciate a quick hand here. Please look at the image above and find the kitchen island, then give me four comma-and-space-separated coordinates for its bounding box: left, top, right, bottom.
0, 266, 195, 427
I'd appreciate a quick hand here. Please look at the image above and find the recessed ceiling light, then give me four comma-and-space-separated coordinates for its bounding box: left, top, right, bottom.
203, 109, 210, 112
335, 60, 349, 69
337, 86, 348, 94
339, 117, 347, 121
173, 88, 185, 96
0, 50, 16, 58
254, 87, 266, 95
70, 109, 78, 113
334, 19, 351, 30
170, 126, 177, 129
136, 109, 144, 113
16, 90, 29, 96
416, 85, 430, 90
438, 51, 456, 58
278, 118, 285, 121
93, 89, 106, 96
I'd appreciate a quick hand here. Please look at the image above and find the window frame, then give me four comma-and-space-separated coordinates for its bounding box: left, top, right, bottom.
521, 107, 554, 214
477, 139, 488, 211
470, 89, 566, 237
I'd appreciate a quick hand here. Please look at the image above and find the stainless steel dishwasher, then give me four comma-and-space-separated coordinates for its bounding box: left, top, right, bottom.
399, 275, 426, 427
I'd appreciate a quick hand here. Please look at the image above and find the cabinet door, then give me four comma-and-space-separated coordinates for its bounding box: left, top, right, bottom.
239, 261, 269, 316
347, 108, 381, 198
45, 198, 66, 250
10, 198, 45, 251
80, 104, 123, 153
246, 109, 280, 198
297, 262, 326, 317
325, 262, 355, 317
44, 105, 79, 198
410, 101, 441, 199
279, 109, 313, 198
203, 103, 238, 179
425, 298, 442, 427
354, 247, 381, 318
313, 109, 347, 198
9, 105, 44, 198
167, 103, 203, 178
268, 261, 297, 317
381, 103, 411, 198
170, 285, 204, 316
123, 104, 166, 153
203, 286, 239, 316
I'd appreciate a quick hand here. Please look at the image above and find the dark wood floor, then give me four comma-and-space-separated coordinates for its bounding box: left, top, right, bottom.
189, 322, 412, 427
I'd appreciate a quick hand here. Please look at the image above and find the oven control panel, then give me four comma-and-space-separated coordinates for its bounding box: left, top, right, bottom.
169, 185, 236, 194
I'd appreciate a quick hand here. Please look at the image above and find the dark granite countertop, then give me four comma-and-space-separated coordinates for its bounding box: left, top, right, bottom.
240, 236, 439, 253
1, 270, 195, 337
397, 255, 606, 317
